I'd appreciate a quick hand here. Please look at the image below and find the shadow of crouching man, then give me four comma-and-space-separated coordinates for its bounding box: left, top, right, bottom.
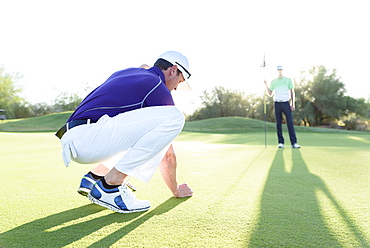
88, 197, 190, 247
0, 198, 189, 247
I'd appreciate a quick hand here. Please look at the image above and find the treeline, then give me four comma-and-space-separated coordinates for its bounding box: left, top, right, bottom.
6, 92, 83, 119
1, 65, 369, 131
187, 66, 370, 131
0, 66, 85, 119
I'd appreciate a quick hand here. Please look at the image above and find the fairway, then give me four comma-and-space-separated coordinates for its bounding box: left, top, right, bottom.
1, 118, 370, 247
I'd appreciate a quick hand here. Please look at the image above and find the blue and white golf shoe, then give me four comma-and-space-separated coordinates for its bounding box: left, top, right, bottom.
88, 180, 150, 213
77, 173, 98, 196
77, 173, 137, 197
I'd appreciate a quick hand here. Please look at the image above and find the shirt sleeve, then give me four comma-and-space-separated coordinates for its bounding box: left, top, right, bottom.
269, 80, 275, 91
287, 78, 293, 89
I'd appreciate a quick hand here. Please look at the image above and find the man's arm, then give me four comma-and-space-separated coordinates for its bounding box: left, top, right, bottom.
264, 80, 273, 96
159, 145, 193, 198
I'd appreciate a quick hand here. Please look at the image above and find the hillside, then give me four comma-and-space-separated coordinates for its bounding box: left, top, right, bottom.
0, 112, 364, 134
0, 112, 71, 132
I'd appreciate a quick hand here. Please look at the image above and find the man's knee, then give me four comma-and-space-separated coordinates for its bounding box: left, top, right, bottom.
167, 106, 185, 129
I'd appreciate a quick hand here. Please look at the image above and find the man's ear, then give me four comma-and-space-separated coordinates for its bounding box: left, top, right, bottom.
170, 65, 178, 75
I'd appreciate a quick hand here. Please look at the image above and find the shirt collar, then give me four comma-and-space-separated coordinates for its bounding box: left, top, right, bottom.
148, 66, 166, 84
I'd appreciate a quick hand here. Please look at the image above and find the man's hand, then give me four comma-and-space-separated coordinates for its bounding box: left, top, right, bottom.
160, 145, 193, 198
174, 183, 193, 198
290, 105, 295, 111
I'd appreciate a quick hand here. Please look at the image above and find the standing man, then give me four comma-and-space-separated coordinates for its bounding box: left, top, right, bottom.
264, 65, 300, 148
56, 51, 193, 213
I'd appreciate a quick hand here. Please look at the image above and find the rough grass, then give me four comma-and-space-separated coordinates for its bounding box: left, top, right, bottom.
0, 114, 369, 247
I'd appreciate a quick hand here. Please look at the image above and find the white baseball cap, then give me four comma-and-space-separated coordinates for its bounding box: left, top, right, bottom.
277, 65, 283, 70
159, 51, 191, 90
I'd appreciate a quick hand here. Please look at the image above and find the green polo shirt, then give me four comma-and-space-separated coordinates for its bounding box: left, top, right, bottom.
269, 77, 293, 101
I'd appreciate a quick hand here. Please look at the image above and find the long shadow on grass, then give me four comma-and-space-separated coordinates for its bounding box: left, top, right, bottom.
0, 198, 188, 247
0, 203, 108, 247
248, 149, 369, 247
88, 197, 189, 247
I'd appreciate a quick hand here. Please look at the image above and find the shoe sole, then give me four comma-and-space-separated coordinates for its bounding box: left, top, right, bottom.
77, 187, 91, 197
87, 194, 150, 213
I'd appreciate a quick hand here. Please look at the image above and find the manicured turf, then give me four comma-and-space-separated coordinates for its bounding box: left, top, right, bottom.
0, 115, 369, 247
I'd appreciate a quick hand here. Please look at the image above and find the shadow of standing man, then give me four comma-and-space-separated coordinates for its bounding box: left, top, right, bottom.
249, 149, 341, 247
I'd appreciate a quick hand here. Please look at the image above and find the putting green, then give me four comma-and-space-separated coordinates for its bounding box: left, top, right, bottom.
0, 118, 369, 247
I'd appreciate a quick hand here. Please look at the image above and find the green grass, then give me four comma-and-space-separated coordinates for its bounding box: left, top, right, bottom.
0, 112, 71, 132
0, 114, 370, 247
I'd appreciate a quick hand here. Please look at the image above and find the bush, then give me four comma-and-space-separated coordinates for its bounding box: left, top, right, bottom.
342, 115, 369, 131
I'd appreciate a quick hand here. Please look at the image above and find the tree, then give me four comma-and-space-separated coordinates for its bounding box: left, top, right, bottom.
293, 65, 369, 129
294, 73, 316, 126
0, 67, 25, 119
52, 92, 83, 113
250, 93, 275, 122
187, 86, 251, 120
309, 66, 346, 124
294, 66, 353, 126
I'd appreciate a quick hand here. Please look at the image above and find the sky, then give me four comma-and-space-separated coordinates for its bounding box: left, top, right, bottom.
1, 0, 369, 114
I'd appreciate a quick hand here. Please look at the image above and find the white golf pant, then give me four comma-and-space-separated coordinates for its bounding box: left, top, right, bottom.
60, 106, 184, 183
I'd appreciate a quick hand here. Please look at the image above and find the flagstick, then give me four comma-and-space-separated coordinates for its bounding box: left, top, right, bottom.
264, 91, 267, 148
261, 53, 267, 148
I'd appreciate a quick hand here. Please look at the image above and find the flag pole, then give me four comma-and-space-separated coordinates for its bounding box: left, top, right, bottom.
261, 54, 267, 148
